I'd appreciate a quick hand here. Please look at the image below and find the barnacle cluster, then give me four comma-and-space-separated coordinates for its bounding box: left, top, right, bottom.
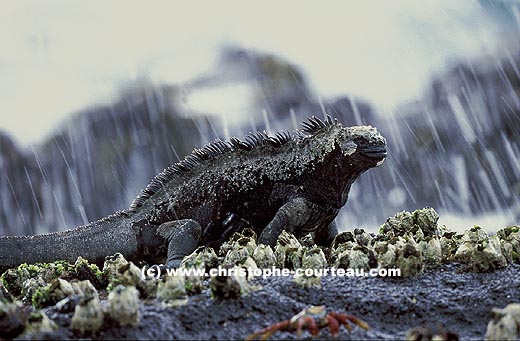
0, 255, 145, 337
328, 207, 518, 276
485, 303, 520, 340
0, 207, 518, 338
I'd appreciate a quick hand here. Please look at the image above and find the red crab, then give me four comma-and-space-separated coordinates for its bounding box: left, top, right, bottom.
246, 305, 369, 340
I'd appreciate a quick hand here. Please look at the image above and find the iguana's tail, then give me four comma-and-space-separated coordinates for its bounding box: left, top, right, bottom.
0, 216, 138, 273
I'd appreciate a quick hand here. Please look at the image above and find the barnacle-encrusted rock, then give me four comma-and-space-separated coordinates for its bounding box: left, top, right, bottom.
71, 280, 98, 300
176, 249, 207, 294
454, 226, 507, 272
438, 226, 462, 260
219, 236, 239, 257
405, 325, 458, 341
182, 246, 219, 270
380, 207, 440, 240
23, 310, 57, 335
210, 267, 256, 300
275, 230, 302, 250
107, 285, 140, 327
219, 228, 257, 256
332, 247, 349, 268
0, 259, 104, 303
374, 241, 397, 269
235, 236, 258, 256
461, 225, 488, 244
32, 278, 74, 309
295, 247, 328, 288
330, 229, 377, 270
102, 253, 129, 282
108, 262, 156, 298
183, 272, 204, 295
416, 237, 443, 266
393, 237, 423, 277
0, 264, 31, 296
55, 295, 81, 314
156, 274, 188, 306
405, 326, 432, 340
485, 303, 520, 340
412, 207, 440, 237
0, 280, 11, 302
497, 225, 520, 264
331, 231, 355, 249
222, 247, 251, 267
0, 300, 26, 339
1, 262, 65, 298
21, 277, 47, 303
298, 233, 316, 248
274, 231, 303, 269
376, 208, 444, 275
65, 257, 104, 288
302, 247, 327, 269
350, 247, 373, 270
334, 246, 370, 270
380, 210, 415, 237
70, 295, 104, 336
223, 248, 258, 280
252, 245, 276, 268
220, 230, 259, 270
353, 228, 373, 246
329, 235, 355, 265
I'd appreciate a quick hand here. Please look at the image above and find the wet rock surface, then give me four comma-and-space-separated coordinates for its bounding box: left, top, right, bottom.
16, 264, 520, 340
2, 208, 520, 340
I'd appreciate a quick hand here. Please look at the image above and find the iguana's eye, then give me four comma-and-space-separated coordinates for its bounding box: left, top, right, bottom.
340, 140, 357, 156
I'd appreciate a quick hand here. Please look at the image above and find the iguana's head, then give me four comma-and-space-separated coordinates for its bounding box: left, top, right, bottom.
335, 125, 387, 168
301, 117, 387, 208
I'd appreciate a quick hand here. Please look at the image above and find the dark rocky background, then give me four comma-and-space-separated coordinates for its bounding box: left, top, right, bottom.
0, 45, 519, 236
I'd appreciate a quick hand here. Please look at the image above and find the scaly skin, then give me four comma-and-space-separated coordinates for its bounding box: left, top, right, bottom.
0, 116, 387, 272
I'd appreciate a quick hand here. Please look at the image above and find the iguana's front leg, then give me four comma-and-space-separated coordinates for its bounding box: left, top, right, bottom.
258, 197, 313, 247
157, 219, 202, 268
314, 220, 339, 247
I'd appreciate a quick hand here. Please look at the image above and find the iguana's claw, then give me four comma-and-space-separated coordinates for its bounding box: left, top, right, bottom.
246, 305, 369, 340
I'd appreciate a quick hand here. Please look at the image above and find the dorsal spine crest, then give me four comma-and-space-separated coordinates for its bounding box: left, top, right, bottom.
129, 115, 341, 210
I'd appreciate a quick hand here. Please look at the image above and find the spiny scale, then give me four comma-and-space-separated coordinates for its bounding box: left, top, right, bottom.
300, 115, 336, 134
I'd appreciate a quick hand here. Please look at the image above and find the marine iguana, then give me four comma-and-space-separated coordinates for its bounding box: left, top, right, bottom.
0, 116, 387, 272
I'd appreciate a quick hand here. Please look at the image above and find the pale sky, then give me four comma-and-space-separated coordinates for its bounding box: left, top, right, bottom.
0, 0, 514, 145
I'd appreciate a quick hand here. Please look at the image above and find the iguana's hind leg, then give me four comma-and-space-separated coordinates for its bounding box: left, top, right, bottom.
157, 219, 202, 268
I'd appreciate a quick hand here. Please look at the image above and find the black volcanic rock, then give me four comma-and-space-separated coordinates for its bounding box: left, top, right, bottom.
0, 130, 41, 235
0, 83, 214, 235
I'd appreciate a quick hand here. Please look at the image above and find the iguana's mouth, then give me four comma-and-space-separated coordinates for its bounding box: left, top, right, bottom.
360, 146, 387, 160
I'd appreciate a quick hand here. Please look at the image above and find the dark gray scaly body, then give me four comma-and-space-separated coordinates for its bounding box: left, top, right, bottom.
0, 116, 387, 272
